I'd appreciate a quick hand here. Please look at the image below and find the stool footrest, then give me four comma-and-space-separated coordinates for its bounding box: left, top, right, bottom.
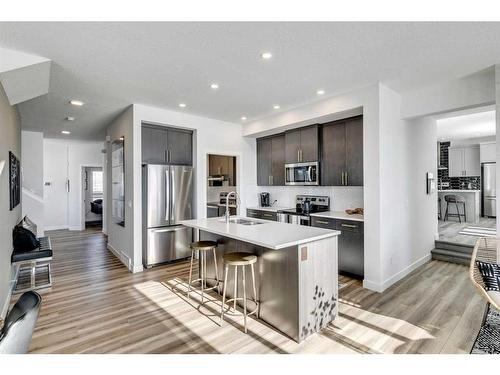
223, 297, 259, 316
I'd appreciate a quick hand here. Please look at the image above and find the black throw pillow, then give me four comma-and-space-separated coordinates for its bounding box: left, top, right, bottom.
476, 260, 500, 292
12, 226, 40, 253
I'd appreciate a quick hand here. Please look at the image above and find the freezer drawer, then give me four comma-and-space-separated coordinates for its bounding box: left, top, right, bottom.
144, 225, 193, 267
484, 197, 496, 218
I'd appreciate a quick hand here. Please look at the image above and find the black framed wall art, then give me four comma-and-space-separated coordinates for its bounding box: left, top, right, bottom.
9, 151, 20, 210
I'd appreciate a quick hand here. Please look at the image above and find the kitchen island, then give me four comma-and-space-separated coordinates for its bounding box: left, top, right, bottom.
438, 190, 480, 223
180, 217, 340, 342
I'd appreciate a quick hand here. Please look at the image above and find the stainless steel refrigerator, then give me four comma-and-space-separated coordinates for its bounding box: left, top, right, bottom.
482, 162, 496, 218
143, 164, 194, 267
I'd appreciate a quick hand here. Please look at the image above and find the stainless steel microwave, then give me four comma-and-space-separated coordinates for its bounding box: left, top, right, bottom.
285, 162, 319, 186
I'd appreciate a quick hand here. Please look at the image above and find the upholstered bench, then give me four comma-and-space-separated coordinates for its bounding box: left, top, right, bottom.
11, 236, 53, 293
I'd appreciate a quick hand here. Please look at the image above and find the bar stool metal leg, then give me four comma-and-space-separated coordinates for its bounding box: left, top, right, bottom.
187, 249, 195, 299
200, 251, 205, 303
233, 266, 238, 312
213, 248, 220, 293
220, 265, 229, 324
250, 263, 258, 318
456, 202, 461, 223
242, 265, 247, 333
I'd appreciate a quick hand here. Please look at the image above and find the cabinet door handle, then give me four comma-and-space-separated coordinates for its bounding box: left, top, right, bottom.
315, 220, 331, 225
165, 150, 168, 163
345, 172, 348, 186
271, 175, 274, 185
341, 172, 344, 185
300, 149, 303, 162
297, 149, 300, 162
341, 223, 358, 228
168, 150, 171, 163
263, 213, 273, 218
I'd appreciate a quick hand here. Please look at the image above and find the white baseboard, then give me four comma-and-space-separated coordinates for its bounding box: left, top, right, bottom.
362, 253, 432, 293
44, 225, 69, 231
68, 226, 82, 231
107, 243, 141, 273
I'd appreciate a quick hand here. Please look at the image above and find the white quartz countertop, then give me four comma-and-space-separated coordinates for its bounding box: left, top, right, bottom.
180, 217, 340, 250
246, 206, 294, 212
438, 190, 480, 193
309, 211, 364, 222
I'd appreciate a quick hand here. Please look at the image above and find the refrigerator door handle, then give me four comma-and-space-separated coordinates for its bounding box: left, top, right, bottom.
170, 167, 176, 222
165, 168, 170, 223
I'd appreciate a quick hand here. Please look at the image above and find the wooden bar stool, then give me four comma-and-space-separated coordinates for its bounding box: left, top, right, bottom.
187, 241, 219, 304
220, 252, 259, 333
444, 194, 467, 223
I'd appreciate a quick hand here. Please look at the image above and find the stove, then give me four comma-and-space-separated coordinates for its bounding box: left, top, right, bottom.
278, 195, 329, 225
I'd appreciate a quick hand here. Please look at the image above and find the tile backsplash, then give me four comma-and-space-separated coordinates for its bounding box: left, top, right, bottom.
438, 142, 481, 190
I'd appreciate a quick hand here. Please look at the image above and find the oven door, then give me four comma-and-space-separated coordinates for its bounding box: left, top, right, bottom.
285, 162, 319, 186
289, 214, 311, 226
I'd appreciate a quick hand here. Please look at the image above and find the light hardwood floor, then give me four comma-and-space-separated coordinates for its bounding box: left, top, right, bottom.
23, 228, 485, 354
438, 216, 496, 245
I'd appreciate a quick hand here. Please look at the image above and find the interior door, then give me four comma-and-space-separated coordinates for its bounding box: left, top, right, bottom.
43, 141, 69, 229
169, 165, 193, 224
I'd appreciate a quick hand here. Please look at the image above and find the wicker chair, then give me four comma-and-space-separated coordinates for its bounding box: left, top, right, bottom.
469, 237, 500, 323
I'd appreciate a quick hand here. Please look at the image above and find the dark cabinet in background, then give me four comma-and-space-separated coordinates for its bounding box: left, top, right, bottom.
142, 124, 193, 165
142, 125, 168, 164
321, 116, 363, 186
285, 125, 319, 163
246, 209, 278, 221
257, 134, 285, 186
310, 216, 364, 278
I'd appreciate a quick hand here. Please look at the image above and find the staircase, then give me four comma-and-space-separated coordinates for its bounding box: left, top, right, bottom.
431, 240, 474, 265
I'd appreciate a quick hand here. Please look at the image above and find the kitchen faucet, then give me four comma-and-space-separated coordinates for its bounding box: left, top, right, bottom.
225, 191, 240, 223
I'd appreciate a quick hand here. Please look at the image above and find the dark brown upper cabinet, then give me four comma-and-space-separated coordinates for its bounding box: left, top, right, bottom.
256, 134, 285, 186
321, 116, 363, 186
285, 125, 319, 163
142, 124, 193, 166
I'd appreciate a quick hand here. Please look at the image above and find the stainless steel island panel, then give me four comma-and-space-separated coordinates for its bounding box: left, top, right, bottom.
199, 230, 337, 343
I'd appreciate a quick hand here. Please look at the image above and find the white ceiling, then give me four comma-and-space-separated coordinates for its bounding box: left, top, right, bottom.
2, 22, 500, 140
436, 109, 496, 141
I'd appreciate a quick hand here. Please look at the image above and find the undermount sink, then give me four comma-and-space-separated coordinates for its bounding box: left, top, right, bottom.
219, 218, 264, 225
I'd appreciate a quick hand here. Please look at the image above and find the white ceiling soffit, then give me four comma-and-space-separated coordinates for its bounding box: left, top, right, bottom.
0, 47, 51, 105
2, 23, 500, 140
436, 110, 496, 141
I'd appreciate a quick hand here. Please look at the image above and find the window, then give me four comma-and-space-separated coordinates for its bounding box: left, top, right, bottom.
92, 170, 103, 201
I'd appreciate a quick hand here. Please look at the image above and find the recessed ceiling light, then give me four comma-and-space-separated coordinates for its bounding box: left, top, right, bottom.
66, 116, 75, 121
316, 89, 325, 95
241, 116, 247, 121
210, 83, 219, 90
261, 52, 273, 60
179, 103, 187, 108
61, 130, 71, 135
69, 100, 84, 106
273, 105, 280, 110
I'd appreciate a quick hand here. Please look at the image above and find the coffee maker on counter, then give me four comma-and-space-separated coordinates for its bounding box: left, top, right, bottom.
260, 192, 270, 207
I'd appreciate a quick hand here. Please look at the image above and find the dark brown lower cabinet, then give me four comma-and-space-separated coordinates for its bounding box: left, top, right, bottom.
311, 216, 364, 278
246, 209, 277, 221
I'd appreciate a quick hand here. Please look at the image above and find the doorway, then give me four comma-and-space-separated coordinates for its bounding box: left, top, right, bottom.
435, 107, 496, 246
206, 154, 238, 218
82, 166, 103, 229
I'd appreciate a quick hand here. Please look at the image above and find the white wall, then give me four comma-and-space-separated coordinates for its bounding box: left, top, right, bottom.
21, 130, 44, 235
105, 107, 135, 271
401, 67, 495, 119
43, 138, 103, 231
0, 82, 21, 318
496, 65, 500, 229
243, 84, 383, 291
378, 86, 436, 290
104, 104, 257, 273
21, 130, 44, 196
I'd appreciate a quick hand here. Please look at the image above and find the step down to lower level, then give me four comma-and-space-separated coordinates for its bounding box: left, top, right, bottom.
432, 240, 474, 265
